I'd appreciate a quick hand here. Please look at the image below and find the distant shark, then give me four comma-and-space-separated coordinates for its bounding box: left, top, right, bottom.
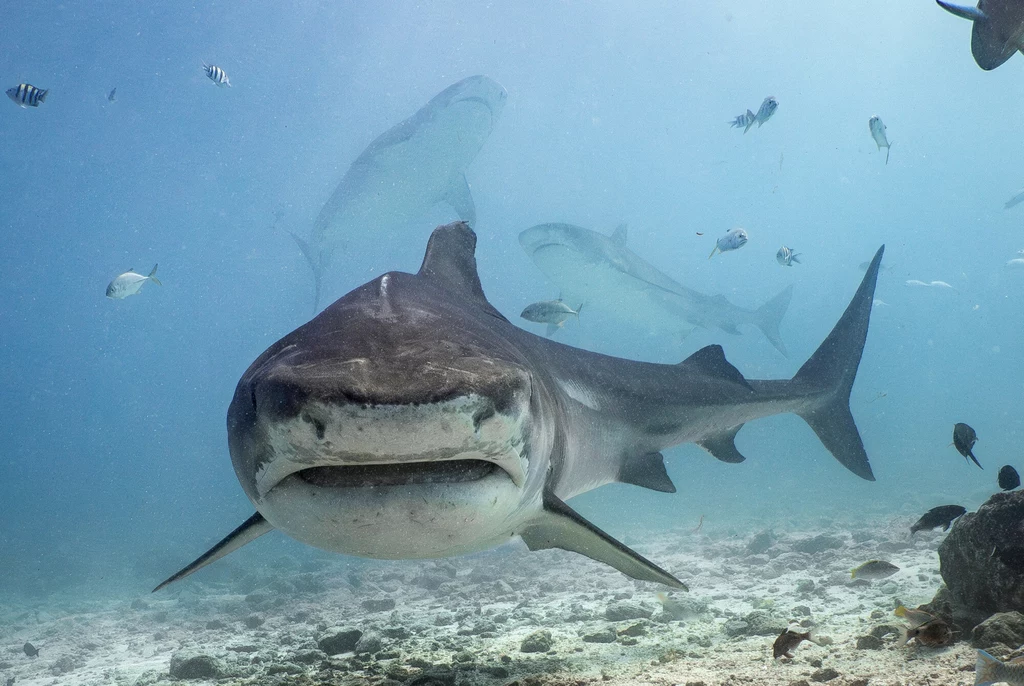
937, 0, 1024, 70
519, 223, 793, 355
292, 75, 506, 312
156, 222, 883, 592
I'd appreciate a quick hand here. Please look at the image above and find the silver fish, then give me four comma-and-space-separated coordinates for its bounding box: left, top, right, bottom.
203, 62, 230, 87
520, 299, 582, 337
107, 88, 116, 103
1007, 258, 1024, 268
776, 246, 800, 266
7, 83, 48, 108
868, 116, 892, 164
754, 96, 778, 127
106, 264, 162, 299
729, 109, 757, 133
709, 228, 748, 259
975, 650, 1024, 685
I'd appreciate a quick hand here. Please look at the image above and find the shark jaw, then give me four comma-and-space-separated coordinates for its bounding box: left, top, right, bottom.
248, 395, 536, 559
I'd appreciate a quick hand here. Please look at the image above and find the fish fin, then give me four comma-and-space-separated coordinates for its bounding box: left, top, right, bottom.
147, 264, 158, 278
885, 142, 891, 165
935, 1, 987, 22
289, 231, 325, 313
574, 302, 584, 320
678, 344, 753, 392
791, 246, 884, 481
708, 245, 719, 259
754, 285, 793, 357
418, 223, 506, 320
899, 627, 914, 646
975, 650, 1002, 686
894, 605, 908, 618
146, 264, 162, 286
619, 452, 676, 493
791, 254, 801, 264
519, 490, 687, 589
943, 521, 951, 531
445, 173, 477, 226
744, 109, 755, 133
38, 89, 48, 103
153, 512, 273, 592
149, 276, 163, 287
696, 425, 747, 463
611, 224, 628, 247
718, 323, 742, 335
969, 451, 983, 469
545, 322, 559, 337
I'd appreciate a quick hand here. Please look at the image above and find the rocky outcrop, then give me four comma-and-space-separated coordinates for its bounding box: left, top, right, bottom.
938, 490, 1024, 629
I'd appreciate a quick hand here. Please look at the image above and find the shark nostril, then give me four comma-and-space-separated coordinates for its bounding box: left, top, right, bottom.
302, 411, 326, 440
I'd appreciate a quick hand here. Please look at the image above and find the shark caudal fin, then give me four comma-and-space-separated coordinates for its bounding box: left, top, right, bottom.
791, 245, 884, 481
754, 285, 793, 357
290, 232, 324, 314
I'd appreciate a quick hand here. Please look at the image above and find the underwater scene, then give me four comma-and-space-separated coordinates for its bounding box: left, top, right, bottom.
5, 1, 1024, 685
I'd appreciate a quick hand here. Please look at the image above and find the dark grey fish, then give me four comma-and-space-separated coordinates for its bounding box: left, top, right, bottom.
107, 88, 116, 102
953, 422, 982, 468
773, 628, 814, 659
22, 643, 38, 657
999, 465, 1020, 490
901, 617, 953, 647
7, 84, 47, 108
910, 504, 966, 534
851, 560, 899, 580
937, 0, 1024, 70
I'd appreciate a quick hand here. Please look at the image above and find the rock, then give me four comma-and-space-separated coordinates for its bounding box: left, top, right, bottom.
810, 667, 840, 682
604, 601, 653, 621
618, 622, 648, 637
413, 574, 449, 590
318, 627, 363, 655
793, 535, 844, 555
855, 635, 883, 650
361, 597, 396, 612
291, 649, 327, 664
722, 619, 750, 637
355, 631, 383, 654
582, 627, 617, 643
972, 611, 1024, 649
266, 663, 303, 675
520, 629, 554, 653
243, 615, 264, 629
168, 651, 225, 679
747, 531, 775, 554
795, 579, 815, 593
939, 490, 1024, 629
205, 619, 227, 630
869, 624, 900, 639
730, 611, 785, 636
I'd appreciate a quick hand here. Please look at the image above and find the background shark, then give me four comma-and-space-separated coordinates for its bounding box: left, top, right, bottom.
519, 223, 793, 355
292, 75, 507, 311
937, 0, 1024, 69
157, 222, 883, 592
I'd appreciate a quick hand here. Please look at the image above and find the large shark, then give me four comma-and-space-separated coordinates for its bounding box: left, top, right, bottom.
519, 223, 793, 355
292, 75, 507, 312
937, 0, 1024, 70
156, 222, 883, 592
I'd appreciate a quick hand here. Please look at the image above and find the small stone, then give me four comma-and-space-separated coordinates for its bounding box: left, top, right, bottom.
205, 619, 227, 630
582, 627, 617, 643
869, 624, 900, 639
793, 535, 844, 554
130, 598, 149, 610
618, 623, 647, 637
480, 665, 509, 678
972, 612, 1024, 650
291, 649, 326, 664
604, 601, 653, 621
382, 626, 412, 640
355, 631, 383, 654
266, 663, 303, 675
856, 635, 883, 650
361, 597, 397, 612
795, 579, 815, 593
318, 627, 363, 655
810, 667, 840, 682
168, 651, 225, 679
747, 531, 775, 554
520, 629, 554, 653
243, 615, 264, 629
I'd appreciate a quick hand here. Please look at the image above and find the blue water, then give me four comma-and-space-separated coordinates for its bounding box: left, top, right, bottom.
1, 1, 1022, 600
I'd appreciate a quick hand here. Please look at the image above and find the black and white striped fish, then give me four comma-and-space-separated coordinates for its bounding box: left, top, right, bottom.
7, 83, 48, 108
776, 246, 801, 266
754, 96, 778, 127
729, 109, 757, 133
202, 63, 231, 87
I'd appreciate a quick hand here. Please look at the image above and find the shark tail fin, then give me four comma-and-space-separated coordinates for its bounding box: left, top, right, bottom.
791, 246, 884, 481
290, 232, 323, 314
754, 285, 793, 356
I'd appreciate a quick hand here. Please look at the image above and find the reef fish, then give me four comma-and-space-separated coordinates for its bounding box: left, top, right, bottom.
520, 300, 582, 337
106, 265, 161, 299
754, 96, 778, 127
22, 643, 38, 657
975, 650, 1024, 686
203, 63, 230, 87
7, 83, 47, 108
729, 109, 757, 133
937, 0, 1024, 70
910, 504, 967, 534
292, 75, 507, 313
709, 228, 749, 259
851, 560, 899, 580
901, 617, 953, 647
776, 246, 800, 266
868, 116, 892, 164
773, 628, 815, 659
953, 422, 982, 469
999, 465, 1021, 490
155, 222, 884, 592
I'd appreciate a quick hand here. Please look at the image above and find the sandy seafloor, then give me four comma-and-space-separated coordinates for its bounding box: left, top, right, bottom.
0, 517, 986, 686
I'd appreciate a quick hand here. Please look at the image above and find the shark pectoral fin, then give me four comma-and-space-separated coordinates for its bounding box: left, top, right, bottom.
935, 0, 987, 21
445, 173, 477, 226
290, 232, 325, 313
754, 285, 793, 357
545, 322, 560, 337
678, 344, 753, 392
718, 323, 742, 335
520, 491, 687, 589
152, 512, 273, 592
697, 425, 747, 463
610, 223, 628, 247
619, 452, 676, 493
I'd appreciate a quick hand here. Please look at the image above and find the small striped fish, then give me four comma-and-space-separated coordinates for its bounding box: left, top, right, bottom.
776, 246, 801, 266
7, 83, 48, 108
203, 62, 231, 87
729, 109, 756, 133
754, 96, 778, 127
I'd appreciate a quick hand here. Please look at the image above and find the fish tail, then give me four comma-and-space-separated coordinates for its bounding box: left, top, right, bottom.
894, 605, 908, 618
975, 650, 1001, 686
290, 232, 324, 314
753, 285, 792, 356
899, 627, 914, 647
147, 264, 162, 286
708, 245, 718, 260
744, 109, 755, 134
788, 246, 883, 481
574, 302, 584, 320
885, 141, 891, 165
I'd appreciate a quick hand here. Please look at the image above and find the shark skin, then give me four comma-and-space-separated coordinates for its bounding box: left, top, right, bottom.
291, 75, 507, 312
937, 0, 1024, 70
155, 222, 883, 593
519, 223, 793, 355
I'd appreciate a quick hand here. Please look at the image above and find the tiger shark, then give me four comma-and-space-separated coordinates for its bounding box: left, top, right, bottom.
156, 222, 883, 592
519, 223, 793, 355
292, 75, 506, 312
937, 0, 1024, 70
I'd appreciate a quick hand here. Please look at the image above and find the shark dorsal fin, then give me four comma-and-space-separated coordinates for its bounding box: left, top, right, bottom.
418, 222, 497, 313
679, 345, 752, 391
611, 224, 628, 247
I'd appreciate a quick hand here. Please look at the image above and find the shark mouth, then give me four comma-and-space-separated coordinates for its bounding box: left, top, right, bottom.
294, 460, 499, 488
